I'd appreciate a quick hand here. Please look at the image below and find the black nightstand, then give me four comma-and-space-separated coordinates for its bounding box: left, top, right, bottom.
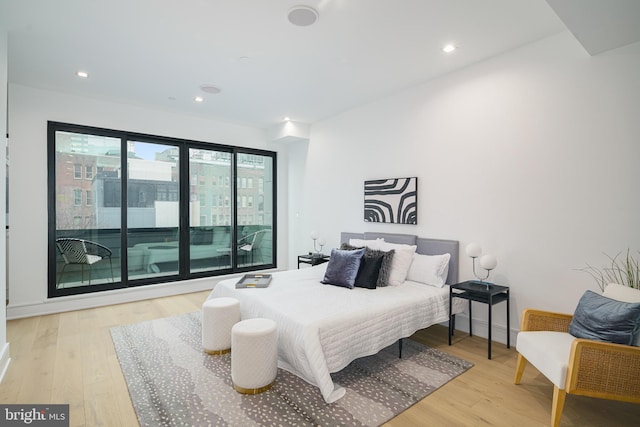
448, 280, 510, 359
297, 254, 330, 269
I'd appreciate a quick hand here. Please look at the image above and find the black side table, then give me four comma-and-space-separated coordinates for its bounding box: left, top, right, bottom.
297, 254, 330, 269
449, 280, 510, 359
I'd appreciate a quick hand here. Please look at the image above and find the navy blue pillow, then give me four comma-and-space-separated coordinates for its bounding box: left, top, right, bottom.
569, 290, 640, 345
354, 252, 384, 289
321, 248, 365, 289
340, 243, 394, 287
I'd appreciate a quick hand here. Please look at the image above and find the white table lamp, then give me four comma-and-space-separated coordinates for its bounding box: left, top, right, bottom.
310, 231, 325, 255
466, 242, 498, 287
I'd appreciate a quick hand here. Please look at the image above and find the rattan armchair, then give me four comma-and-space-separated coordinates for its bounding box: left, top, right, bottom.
514, 308, 640, 427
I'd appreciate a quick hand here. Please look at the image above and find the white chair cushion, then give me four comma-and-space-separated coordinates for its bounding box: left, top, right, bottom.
516, 331, 575, 389
603, 283, 640, 302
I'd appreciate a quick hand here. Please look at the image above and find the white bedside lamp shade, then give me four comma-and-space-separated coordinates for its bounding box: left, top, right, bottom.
310, 231, 319, 240
317, 237, 326, 246
466, 242, 498, 285
465, 242, 482, 258
480, 254, 498, 271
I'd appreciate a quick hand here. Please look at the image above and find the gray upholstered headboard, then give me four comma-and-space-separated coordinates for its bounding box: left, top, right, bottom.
340, 232, 459, 285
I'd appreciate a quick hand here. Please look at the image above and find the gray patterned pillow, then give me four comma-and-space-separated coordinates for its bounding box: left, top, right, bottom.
569, 290, 640, 345
374, 249, 395, 287
340, 243, 359, 249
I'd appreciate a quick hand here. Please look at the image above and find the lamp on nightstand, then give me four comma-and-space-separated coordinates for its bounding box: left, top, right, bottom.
465, 242, 498, 288
310, 231, 326, 256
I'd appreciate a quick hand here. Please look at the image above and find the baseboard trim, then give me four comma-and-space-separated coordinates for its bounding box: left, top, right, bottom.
6, 270, 270, 319
448, 314, 517, 346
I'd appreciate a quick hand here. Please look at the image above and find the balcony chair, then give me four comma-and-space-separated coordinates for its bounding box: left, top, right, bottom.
237, 229, 267, 265
55, 238, 114, 287
513, 288, 640, 427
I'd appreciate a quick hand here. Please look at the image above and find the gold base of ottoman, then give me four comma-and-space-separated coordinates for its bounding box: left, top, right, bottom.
233, 381, 274, 395
204, 348, 231, 355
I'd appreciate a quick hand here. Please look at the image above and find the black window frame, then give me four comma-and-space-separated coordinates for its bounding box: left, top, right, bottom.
48, 121, 277, 298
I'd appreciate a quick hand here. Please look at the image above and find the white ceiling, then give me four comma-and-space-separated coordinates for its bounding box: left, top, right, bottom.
2, 1, 639, 129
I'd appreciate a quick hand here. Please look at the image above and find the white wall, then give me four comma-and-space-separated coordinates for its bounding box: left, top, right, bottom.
0, 10, 10, 381
7, 84, 290, 318
290, 31, 640, 342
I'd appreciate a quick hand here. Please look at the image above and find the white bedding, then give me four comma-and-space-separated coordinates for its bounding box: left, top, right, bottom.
208, 263, 466, 403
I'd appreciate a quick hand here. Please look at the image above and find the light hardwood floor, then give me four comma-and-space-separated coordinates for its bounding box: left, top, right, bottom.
1, 291, 638, 426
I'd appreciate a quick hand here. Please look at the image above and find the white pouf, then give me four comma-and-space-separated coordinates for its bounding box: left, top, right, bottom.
231, 318, 278, 394
201, 297, 240, 355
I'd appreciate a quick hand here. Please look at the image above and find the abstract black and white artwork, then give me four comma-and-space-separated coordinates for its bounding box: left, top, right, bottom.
364, 177, 417, 224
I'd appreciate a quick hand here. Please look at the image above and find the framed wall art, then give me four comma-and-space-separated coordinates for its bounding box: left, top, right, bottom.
364, 177, 417, 224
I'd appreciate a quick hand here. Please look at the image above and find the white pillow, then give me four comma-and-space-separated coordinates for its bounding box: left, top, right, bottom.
377, 241, 417, 286
603, 283, 640, 302
348, 238, 384, 250
407, 253, 451, 287
602, 283, 640, 346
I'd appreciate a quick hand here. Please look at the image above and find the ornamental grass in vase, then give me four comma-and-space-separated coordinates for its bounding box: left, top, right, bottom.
580, 249, 640, 292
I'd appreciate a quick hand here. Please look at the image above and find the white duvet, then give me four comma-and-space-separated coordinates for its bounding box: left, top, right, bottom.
208, 264, 466, 403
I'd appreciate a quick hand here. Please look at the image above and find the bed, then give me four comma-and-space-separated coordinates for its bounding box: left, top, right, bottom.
208, 231, 466, 403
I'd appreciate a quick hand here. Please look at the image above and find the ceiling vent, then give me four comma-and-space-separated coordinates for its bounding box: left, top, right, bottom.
200, 84, 221, 94
287, 6, 318, 27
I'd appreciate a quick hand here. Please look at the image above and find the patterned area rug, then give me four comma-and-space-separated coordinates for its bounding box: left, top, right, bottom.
111, 312, 473, 427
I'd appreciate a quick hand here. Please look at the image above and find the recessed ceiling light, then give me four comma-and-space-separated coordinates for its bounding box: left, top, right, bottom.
76, 71, 89, 78
288, 6, 318, 26
284, 116, 291, 121
442, 44, 457, 53
200, 84, 221, 94
194, 96, 204, 103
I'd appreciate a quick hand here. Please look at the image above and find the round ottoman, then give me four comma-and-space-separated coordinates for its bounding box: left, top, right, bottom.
201, 297, 240, 355
231, 318, 278, 394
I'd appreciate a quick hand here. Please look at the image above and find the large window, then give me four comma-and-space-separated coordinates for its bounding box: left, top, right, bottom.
48, 122, 276, 297
126, 141, 181, 279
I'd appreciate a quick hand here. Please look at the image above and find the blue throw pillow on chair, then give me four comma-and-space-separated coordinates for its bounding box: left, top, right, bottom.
569, 290, 640, 346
